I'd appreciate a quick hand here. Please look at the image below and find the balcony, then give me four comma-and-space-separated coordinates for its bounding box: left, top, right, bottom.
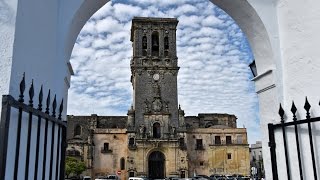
195, 145, 205, 150
101, 147, 112, 153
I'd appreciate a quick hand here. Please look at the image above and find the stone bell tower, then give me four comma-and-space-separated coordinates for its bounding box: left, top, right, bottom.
128, 17, 183, 137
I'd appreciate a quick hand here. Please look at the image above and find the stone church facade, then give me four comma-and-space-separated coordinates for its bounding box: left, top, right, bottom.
66, 17, 250, 179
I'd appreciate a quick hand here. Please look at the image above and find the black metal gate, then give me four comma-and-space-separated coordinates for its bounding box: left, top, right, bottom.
0, 74, 67, 180
268, 98, 319, 180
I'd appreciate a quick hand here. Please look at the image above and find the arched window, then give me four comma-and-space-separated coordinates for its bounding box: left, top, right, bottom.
142, 36, 147, 49
74, 125, 81, 136
129, 138, 135, 145
153, 122, 161, 138
120, 157, 125, 170
151, 32, 159, 56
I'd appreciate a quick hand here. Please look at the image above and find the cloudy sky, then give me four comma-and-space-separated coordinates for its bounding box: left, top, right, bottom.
68, 0, 260, 144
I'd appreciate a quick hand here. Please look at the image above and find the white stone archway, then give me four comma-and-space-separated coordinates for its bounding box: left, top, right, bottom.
62, 1, 278, 177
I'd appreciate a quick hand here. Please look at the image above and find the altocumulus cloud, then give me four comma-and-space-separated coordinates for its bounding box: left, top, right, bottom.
68, 0, 260, 143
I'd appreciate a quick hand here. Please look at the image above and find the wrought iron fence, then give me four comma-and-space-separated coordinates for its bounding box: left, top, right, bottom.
268, 98, 319, 180
0, 74, 67, 180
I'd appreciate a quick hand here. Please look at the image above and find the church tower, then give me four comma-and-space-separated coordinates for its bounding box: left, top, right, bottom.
126, 17, 188, 179
128, 17, 184, 136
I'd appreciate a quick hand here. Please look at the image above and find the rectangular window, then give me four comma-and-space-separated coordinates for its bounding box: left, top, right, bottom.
227, 153, 232, 159
101, 142, 112, 153
200, 161, 204, 166
104, 143, 109, 150
129, 172, 135, 177
215, 136, 221, 145
237, 135, 243, 144
129, 138, 135, 145
196, 139, 203, 150
226, 136, 232, 144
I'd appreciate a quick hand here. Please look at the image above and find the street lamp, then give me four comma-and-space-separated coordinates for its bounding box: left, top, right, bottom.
249, 60, 257, 77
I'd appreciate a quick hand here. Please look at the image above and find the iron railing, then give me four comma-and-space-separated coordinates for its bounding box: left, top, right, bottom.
268, 98, 319, 180
0, 74, 67, 180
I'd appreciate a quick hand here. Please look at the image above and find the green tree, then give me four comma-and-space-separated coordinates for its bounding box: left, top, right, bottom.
74, 160, 87, 176
65, 157, 86, 178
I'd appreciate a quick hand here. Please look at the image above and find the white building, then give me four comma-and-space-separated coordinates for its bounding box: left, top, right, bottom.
250, 141, 264, 178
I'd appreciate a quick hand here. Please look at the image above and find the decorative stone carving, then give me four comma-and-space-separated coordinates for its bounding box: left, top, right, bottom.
133, 69, 142, 76
152, 98, 162, 112
153, 83, 161, 97
147, 70, 155, 76
170, 70, 178, 76
144, 99, 150, 113
139, 124, 146, 138
152, 140, 161, 148
170, 126, 176, 137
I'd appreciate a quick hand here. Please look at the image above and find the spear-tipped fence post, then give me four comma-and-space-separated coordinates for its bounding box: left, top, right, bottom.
279, 103, 290, 179
58, 99, 63, 120
52, 94, 57, 118
19, 73, 25, 102
304, 97, 317, 179
45, 90, 51, 114
28, 80, 34, 107
304, 97, 311, 119
38, 85, 43, 111
291, 101, 303, 179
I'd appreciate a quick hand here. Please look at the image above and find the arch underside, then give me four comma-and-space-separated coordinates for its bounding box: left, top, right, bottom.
65, 0, 273, 74
210, 0, 274, 73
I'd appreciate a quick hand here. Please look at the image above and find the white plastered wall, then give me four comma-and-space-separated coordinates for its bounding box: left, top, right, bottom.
273, 0, 320, 179
0, 0, 108, 179
0, 0, 18, 110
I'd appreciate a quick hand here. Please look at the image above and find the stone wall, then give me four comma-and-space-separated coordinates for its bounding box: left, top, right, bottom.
67, 114, 249, 178
186, 128, 249, 176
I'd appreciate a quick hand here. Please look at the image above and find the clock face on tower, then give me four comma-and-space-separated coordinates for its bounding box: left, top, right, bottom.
153, 73, 160, 81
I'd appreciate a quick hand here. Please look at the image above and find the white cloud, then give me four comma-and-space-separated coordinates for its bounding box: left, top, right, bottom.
130, 0, 189, 7
113, 3, 142, 21
178, 15, 203, 28
201, 15, 223, 26
96, 17, 123, 33
167, 4, 198, 16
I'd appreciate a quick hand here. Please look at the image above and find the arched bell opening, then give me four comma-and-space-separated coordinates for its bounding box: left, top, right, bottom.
151, 32, 159, 56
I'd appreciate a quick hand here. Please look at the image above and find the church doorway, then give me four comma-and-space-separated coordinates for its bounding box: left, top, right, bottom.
148, 151, 165, 179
